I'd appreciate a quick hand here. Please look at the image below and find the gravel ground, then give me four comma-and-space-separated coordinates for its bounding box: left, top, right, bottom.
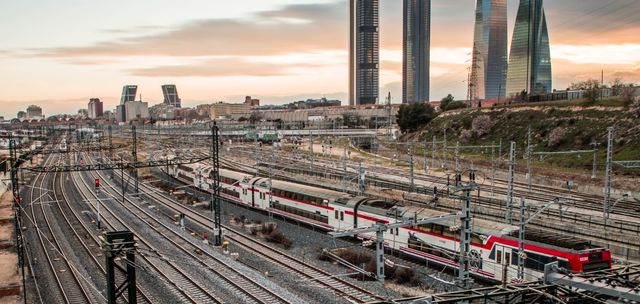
91, 168, 310, 304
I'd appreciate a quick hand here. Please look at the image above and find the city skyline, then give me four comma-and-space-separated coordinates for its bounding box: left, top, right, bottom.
1, 0, 639, 117
402, 0, 431, 104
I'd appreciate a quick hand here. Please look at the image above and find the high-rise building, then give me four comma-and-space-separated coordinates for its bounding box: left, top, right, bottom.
88, 98, 104, 119
349, 0, 379, 105
120, 85, 138, 105
506, 0, 552, 97
403, 0, 431, 104
470, 0, 508, 100
162, 84, 181, 108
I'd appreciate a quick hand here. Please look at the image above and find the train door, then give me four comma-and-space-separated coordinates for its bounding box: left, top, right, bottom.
495, 245, 512, 282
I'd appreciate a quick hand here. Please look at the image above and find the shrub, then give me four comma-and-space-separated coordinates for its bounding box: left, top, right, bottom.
460, 129, 473, 143
548, 127, 567, 147
471, 115, 495, 137
265, 230, 292, 249
630, 100, 640, 119
444, 101, 467, 111
261, 223, 275, 235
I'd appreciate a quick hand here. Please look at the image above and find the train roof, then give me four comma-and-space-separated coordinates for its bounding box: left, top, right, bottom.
507, 228, 597, 252
219, 168, 251, 181
358, 199, 519, 237
262, 178, 347, 200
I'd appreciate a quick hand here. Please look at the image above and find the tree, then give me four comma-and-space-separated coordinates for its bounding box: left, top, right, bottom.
440, 94, 455, 110
611, 78, 637, 103
396, 103, 437, 133
570, 79, 600, 102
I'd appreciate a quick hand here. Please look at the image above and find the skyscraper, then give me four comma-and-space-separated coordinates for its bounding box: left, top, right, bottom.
120, 85, 138, 105
349, 0, 379, 105
506, 0, 552, 97
470, 0, 508, 100
162, 84, 181, 108
403, 0, 431, 104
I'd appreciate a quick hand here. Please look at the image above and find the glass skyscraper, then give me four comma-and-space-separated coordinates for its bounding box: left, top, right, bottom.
403, 0, 431, 104
506, 0, 552, 97
349, 0, 379, 105
471, 0, 508, 100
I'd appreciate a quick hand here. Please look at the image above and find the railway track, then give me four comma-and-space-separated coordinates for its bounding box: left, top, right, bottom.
81, 155, 294, 304
27, 154, 95, 304
111, 155, 386, 303
54, 167, 155, 303
70, 169, 225, 304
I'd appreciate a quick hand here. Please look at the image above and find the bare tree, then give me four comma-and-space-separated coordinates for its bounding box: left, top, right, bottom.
471, 115, 495, 137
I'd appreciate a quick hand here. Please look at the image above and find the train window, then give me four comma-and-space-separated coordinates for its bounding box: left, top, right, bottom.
335, 210, 339, 219
340, 211, 344, 221
497, 250, 503, 264
505, 252, 511, 265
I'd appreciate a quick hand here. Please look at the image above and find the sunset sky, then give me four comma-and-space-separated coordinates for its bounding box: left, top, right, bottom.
1, 0, 639, 118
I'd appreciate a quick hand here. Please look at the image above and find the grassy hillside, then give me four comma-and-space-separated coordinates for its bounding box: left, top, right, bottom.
404, 99, 640, 176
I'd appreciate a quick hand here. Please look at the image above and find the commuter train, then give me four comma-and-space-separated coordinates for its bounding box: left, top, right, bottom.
168, 163, 612, 283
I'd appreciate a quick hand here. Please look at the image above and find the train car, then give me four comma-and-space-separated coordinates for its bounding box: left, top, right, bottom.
244, 177, 346, 229
332, 197, 611, 283
170, 164, 612, 283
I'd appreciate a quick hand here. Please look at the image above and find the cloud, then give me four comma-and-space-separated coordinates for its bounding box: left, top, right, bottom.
33, 2, 347, 59
611, 66, 640, 81
552, 44, 640, 65
128, 57, 322, 77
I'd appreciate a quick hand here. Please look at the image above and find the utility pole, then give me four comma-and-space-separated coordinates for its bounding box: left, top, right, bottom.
409, 146, 415, 192
491, 141, 496, 199
603, 127, 613, 225
211, 124, 223, 246
342, 144, 348, 193
591, 142, 599, 180
131, 126, 138, 196
103, 231, 137, 304
9, 137, 26, 301
526, 126, 532, 191
454, 141, 460, 173
443, 128, 448, 170
431, 136, 437, 173
386, 92, 392, 137
506, 142, 516, 224
457, 184, 473, 289
518, 197, 526, 281
424, 137, 428, 174
309, 129, 314, 170
518, 197, 562, 282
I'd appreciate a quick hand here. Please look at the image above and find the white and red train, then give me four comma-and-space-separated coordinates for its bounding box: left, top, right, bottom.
169, 163, 612, 283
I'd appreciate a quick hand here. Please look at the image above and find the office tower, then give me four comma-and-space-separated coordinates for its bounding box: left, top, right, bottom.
162, 84, 181, 108
506, 0, 552, 97
349, 0, 379, 105
403, 0, 431, 104
88, 98, 104, 119
120, 85, 138, 105
470, 0, 508, 100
